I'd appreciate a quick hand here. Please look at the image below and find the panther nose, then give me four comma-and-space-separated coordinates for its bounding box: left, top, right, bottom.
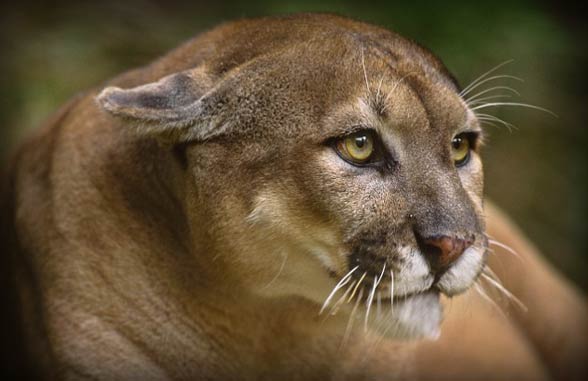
422, 235, 472, 272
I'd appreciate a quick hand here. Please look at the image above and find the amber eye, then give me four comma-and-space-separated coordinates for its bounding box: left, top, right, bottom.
336, 131, 375, 164
451, 133, 471, 166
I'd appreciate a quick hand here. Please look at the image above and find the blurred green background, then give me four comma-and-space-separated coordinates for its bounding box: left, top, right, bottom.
1, 0, 586, 289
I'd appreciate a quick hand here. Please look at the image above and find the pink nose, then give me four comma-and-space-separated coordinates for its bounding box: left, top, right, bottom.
423, 235, 472, 271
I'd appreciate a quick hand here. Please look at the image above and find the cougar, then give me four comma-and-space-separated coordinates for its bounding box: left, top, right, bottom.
1, 13, 585, 381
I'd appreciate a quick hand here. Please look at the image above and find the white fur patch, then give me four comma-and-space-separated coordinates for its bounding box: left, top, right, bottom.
371, 291, 442, 340
244, 189, 346, 303
394, 246, 434, 297
369, 245, 483, 339
437, 246, 485, 296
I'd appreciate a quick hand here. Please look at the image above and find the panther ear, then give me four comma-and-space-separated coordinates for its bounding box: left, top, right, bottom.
97, 69, 226, 142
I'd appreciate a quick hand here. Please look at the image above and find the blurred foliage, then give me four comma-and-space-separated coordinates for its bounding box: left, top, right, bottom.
1, 0, 586, 288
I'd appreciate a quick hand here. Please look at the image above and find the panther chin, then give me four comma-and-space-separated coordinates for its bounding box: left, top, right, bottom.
383, 291, 443, 340
343, 244, 487, 340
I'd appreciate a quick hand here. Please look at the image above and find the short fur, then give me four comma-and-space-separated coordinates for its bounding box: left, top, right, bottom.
1, 13, 586, 380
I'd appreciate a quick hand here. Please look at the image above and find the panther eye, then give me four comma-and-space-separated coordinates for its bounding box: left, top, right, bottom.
451, 133, 472, 167
335, 131, 376, 164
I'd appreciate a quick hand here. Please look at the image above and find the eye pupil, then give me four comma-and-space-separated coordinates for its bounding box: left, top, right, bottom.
355, 136, 367, 148
451, 133, 472, 167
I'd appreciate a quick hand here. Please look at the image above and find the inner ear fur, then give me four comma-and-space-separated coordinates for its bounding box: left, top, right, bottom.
96, 68, 227, 142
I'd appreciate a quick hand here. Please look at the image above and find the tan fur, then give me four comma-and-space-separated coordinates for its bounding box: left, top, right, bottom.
1, 13, 585, 380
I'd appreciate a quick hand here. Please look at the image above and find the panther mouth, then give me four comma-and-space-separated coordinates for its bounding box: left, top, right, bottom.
339, 241, 487, 301
342, 265, 436, 303
356, 280, 439, 306
320, 242, 484, 340
321, 262, 445, 339
337, 285, 442, 339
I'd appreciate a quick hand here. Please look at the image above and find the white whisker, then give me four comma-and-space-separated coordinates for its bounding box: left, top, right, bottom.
377, 292, 382, 320
488, 239, 523, 261
342, 288, 364, 347
467, 94, 513, 106
475, 113, 517, 131
375, 72, 386, 102
329, 280, 357, 316
459, 59, 515, 96
478, 120, 499, 128
389, 269, 395, 311
373, 302, 399, 346
476, 118, 515, 131
382, 73, 411, 112
483, 265, 502, 283
262, 250, 288, 290
474, 282, 507, 319
361, 48, 372, 98
319, 265, 359, 315
481, 273, 528, 312
320, 276, 352, 314
481, 263, 496, 278
465, 85, 521, 103
368, 269, 395, 340
471, 102, 557, 117
481, 266, 523, 310
376, 262, 387, 285
461, 74, 523, 98
366, 262, 387, 331
348, 272, 367, 303
364, 276, 378, 332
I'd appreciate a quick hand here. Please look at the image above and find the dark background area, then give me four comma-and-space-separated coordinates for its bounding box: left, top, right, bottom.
1, 0, 586, 289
